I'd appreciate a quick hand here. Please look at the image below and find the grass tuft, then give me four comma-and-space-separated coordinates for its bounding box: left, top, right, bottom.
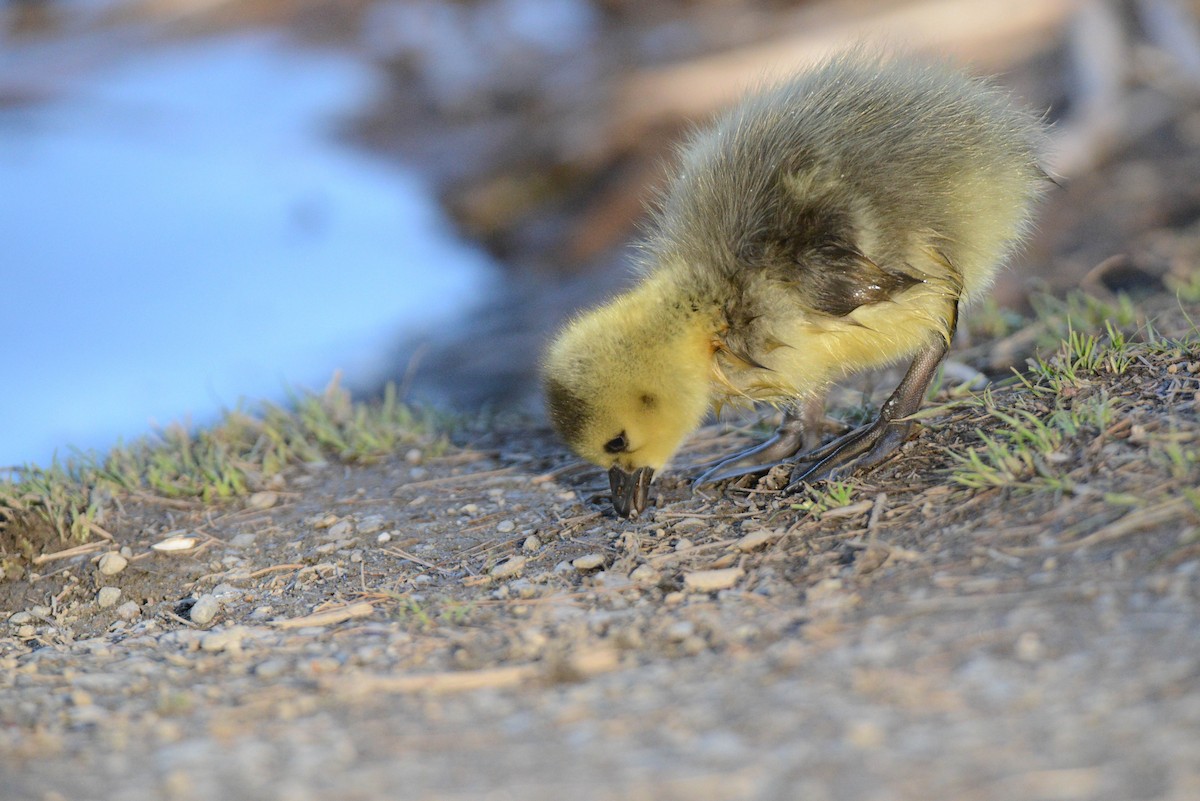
0, 377, 441, 543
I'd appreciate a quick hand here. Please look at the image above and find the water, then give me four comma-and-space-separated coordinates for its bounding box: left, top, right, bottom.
0, 31, 496, 468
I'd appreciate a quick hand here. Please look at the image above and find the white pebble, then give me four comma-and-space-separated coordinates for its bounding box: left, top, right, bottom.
115, 601, 141, 620
200, 629, 243, 653
8, 611, 33, 625
404, 448, 423, 464
490, 556, 527, 579
255, 659, 288, 679
683, 567, 744, 592
497, 519, 516, 533
97, 552, 128, 576
573, 553, 606, 572
377, 531, 393, 544
734, 529, 778, 552
188, 595, 220, 626
522, 535, 542, 552
357, 515, 386, 534
97, 587, 122, 608
327, 520, 354, 539
247, 490, 278, 510
666, 620, 695, 641
151, 534, 197, 552
629, 564, 660, 585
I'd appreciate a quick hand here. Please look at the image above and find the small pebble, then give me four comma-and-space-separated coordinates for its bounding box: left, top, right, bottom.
97, 587, 122, 608
8, 611, 33, 625
461, 504, 480, 516
327, 520, 354, 539
490, 556, 527, 579
200, 629, 243, 653
1016, 631, 1044, 662
573, 553, 606, 572
357, 515, 386, 535
507, 579, 538, 599
522, 535, 542, 552
675, 538, 695, 551
846, 721, 886, 749
734, 530, 777, 553
377, 531, 393, 544
683, 567, 744, 592
247, 490, 278, 510
116, 601, 141, 620
629, 564, 660, 585
188, 594, 220, 626
666, 620, 695, 641
404, 448, 423, 464
97, 552, 128, 576
16, 625, 35, 639
255, 659, 289, 680
151, 534, 197, 552
497, 519, 516, 533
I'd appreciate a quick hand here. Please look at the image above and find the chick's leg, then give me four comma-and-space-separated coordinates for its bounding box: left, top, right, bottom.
785, 336, 949, 491
693, 395, 827, 485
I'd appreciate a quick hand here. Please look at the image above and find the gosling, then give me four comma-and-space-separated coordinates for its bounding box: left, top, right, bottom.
544, 53, 1049, 518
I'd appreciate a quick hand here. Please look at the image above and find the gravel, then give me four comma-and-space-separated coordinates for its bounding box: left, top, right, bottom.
188, 594, 220, 626
97, 552, 128, 576
96, 587, 121, 608
3, 347, 1200, 801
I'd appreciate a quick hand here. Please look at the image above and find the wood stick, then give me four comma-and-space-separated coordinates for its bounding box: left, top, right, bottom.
615, 0, 1079, 135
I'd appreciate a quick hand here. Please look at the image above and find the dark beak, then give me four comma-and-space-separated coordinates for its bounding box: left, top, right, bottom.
608, 465, 654, 519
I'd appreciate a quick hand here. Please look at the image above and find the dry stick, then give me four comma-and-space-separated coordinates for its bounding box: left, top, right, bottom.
332, 648, 621, 697
821, 500, 875, 520
616, 0, 1074, 136
248, 563, 305, 579
1054, 497, 1193, 553
270, 601, 375, 629
336, 664, 538, 696
648, 540, 732, 567
381, 547, 447, 573
85, 520, 115, 541
32, 541, 106, 565
1002, 497, 1194, 556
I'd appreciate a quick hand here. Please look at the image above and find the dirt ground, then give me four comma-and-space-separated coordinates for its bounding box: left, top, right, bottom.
5, 2, 1200, 799
3, 310, 1200, 800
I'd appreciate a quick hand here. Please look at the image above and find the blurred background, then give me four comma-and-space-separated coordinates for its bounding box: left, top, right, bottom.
3, 0, 1200, 468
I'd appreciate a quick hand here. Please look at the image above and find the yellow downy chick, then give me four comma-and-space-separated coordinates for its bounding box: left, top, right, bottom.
544, 53, 1049, 518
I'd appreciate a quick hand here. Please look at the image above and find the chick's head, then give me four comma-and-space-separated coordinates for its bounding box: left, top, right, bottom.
543, 288, 713, 517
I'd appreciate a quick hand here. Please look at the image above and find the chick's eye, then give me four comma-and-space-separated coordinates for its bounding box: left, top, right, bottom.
603, 432, 628, 454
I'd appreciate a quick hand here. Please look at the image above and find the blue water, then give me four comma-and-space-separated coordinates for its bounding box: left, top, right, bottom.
0, 32, 495, 468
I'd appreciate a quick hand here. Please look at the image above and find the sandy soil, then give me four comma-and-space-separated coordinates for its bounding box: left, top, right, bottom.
5, 2, 1200, 799
3, 317, 1199, 800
